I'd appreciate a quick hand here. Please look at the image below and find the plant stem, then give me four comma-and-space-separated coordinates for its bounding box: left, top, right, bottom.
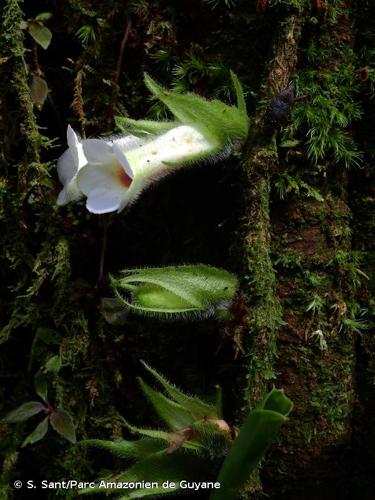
107, 17, 132, 131
97, 215, 109, 287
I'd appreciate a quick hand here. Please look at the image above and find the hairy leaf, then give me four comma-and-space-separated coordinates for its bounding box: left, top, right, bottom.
81, 438, 167, 459
142, 362, 217, 419
121, 419, 201, 452
121, 419, 172, 442
82, 451, 211, 497
138, 378, 194, 430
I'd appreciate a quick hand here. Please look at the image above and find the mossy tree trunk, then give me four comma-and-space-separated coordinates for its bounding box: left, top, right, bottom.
239, 1, 374, 498
1, 1, 374, 499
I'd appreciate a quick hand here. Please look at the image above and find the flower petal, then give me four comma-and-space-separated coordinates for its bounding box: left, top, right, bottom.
82, 139, 113, 164
86, 188, 123, 214
67, 125, 86, 169
57, 148, 77, 185
77, 162, 121, 194
56, 177, 83, 206
113, 143, 134, 179
77, 162, 130, 214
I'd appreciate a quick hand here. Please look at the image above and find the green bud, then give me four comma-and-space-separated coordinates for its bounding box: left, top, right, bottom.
110, 265, 238, 319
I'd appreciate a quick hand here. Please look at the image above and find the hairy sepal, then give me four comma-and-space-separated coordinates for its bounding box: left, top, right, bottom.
115, 116, 178, 137
80, 438, 167, 460
142, 362, 217, 420
230, 70, 247, 116
144, 73, 249, 148
138, 378, 195, 430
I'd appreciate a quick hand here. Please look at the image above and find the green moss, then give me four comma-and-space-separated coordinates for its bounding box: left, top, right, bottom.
240, 149, 282, 409
293, 36, 362, 168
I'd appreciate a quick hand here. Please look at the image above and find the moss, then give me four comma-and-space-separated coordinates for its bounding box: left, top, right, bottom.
0, 1, 42, 165
254, 3, 363, 496
234, 14, 303, 498
238, 11, 303, 411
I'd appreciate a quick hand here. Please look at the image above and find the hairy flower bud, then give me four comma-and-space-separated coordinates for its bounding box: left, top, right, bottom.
109, 265, 238, 319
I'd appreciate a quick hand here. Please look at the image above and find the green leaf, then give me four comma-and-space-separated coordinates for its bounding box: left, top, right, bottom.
44, 355, 62, 374
33, 327, 61, 345
29, 328, 61, 372
144, 73, 249, 147
111, 265, 238, 319
3, 402, 46, 423
211, 389, 292, 500
34, 376, 48, 402
35, 12, 53, 21
121, 419, 172, 442
259, 388, 293, 415
138, 378, 194, 430
82, 451, 211, 496
81, 438, 167, 460
22, 417, 49, 447
50, 409, 76, 443
142, 362, 217, 419
31, 75, 49, 110
118, 451, 210, 492
28, 22, 52, 49
120, 418, 201, 453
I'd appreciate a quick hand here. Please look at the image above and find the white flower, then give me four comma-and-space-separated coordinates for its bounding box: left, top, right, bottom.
57, 73, 249, 214
56, 127, 142, 208
76, 125, 215, 214
56, 125, 87, 205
